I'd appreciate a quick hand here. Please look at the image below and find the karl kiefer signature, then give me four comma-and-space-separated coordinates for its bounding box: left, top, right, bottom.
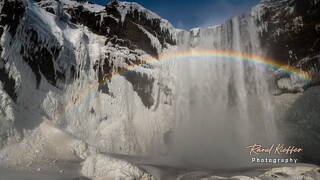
246, 144, 303, 155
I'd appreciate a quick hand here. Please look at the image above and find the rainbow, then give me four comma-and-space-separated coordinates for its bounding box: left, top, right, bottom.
52, 50, 311, 122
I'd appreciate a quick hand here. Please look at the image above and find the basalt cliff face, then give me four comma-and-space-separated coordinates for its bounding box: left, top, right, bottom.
0, 0, 319, 179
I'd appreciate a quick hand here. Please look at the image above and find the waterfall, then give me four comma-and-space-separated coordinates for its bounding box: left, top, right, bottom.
32, 2, 280, 169
46, 9, 281, 170
167, 15, 279, 169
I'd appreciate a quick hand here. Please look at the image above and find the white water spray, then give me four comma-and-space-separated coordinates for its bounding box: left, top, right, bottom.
168, 15, 279, 169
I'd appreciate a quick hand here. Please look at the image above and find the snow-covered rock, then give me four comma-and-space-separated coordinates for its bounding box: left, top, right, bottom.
0, 0, 176, 169
63, 0, 177, 57
259, 166, 320, 180
81, 154, 145, 179
253, 0, 320, 74
0, 0, 319, 178
201, 166, 320, 180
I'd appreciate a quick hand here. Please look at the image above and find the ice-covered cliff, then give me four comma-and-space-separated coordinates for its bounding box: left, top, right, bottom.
0, 0, 319, 179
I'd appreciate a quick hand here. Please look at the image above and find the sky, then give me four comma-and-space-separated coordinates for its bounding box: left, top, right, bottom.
90, 0, 260, 30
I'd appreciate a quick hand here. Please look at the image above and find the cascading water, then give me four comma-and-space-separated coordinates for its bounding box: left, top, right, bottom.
167, 15, 279, 169
42, 7, 281, 171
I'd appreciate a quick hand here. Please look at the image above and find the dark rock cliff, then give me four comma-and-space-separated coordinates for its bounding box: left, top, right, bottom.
64, 0, 176, 58
257, 0, 320, 75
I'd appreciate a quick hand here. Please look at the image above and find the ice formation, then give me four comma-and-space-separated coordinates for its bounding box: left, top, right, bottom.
0, 0, 319, 179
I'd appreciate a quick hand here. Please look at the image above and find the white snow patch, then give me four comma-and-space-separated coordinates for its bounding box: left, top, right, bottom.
61, 0, 105, 12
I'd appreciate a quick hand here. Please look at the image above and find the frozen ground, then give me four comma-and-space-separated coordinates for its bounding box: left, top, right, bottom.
0, 162, 319, 180
1, 120, 319, 180
0, 0, 320, 179
0, 168, 82, 180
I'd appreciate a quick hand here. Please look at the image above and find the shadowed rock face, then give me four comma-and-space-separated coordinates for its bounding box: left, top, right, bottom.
0, 66, 17, 102
121, 71, 155, 108
252, 0, 320, 96
0, 0, 25, 100
61, 0, 176, 106
0, 0, 75, 90
0, 0, 25, 36
258, 0, 320, 68
0, 0, 160, 109
21, 28, 62, 88
263, 0, 320, 160
120, 4, 176, 50
65, 0, 176, 58
276, 87, 320, 164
